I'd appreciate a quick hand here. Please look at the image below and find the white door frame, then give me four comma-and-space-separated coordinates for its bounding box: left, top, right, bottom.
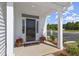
22, 17, 39, 44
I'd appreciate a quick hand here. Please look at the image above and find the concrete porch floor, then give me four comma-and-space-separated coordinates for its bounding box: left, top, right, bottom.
14, 41, 60, 56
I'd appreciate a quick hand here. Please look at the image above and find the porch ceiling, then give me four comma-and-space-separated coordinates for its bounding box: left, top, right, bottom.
14, 2, 71, 16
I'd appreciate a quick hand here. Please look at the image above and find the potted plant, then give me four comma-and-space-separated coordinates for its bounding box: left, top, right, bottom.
15, 37, 23, 47
39, 35, 46, 43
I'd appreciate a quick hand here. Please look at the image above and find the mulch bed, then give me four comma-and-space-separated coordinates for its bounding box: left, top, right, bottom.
46, 40, 71, 56
53, 49, 70, 56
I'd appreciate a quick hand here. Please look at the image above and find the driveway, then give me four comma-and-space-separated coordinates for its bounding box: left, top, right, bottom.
14, 42, 60, 56
48, 31, 79, 41
63, 32, 79, 41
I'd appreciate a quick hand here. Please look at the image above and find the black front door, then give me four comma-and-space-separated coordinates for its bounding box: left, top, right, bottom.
26, 19, 35, 42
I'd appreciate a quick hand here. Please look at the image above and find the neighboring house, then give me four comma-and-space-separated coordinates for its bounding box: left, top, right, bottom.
0, 2, 71, 56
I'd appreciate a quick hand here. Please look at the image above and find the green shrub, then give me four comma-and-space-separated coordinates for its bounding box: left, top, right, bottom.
66, 43, 79, 56
50, 35, 55, 41
76, 40, 79, 48
63, 39, 67, 42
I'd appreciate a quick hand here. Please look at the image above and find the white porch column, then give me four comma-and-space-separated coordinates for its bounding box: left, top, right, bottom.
57, 12, 63, 49
43, 17, 47, 39
7, 2, 14, 56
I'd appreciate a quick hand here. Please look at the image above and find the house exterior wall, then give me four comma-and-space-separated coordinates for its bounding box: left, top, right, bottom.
0, 2, 6, 56
14, 4, 47, 44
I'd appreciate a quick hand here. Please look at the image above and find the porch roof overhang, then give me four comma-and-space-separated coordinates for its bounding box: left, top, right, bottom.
14, 2, 71, 17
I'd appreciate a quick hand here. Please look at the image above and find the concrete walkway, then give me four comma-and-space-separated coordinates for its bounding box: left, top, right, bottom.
14, 42, 60, 56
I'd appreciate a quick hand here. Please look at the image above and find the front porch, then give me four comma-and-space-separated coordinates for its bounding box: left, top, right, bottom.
14, 41, 60, 56
6, 2, 71, 56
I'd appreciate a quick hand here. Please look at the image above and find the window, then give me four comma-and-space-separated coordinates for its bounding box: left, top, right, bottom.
22, 20, 25, 34
37, 21, 39, 33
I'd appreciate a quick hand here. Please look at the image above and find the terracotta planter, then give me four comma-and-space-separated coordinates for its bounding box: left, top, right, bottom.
15, 38, 23, 47
40, 36, 46, 43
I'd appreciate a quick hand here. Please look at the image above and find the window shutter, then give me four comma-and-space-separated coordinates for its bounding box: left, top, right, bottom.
0, 2, 6, 56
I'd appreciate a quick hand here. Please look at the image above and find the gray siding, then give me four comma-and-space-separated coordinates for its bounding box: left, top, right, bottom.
0, 2, 6, 56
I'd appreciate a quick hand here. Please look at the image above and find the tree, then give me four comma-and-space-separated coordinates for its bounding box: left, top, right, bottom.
63, 22, 79, 30
47, 24, 58, 30
47, 24, 52, 30
74, 22, 79, 30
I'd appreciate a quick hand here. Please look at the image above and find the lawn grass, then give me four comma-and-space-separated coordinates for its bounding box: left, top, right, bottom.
53, 30, 79, 32
63, 30, 79, 32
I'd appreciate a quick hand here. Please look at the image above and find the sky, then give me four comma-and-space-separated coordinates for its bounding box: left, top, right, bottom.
47, 2, 79, 24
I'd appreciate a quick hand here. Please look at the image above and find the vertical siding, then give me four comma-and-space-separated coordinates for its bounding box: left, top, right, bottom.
0, 2, 6, 56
